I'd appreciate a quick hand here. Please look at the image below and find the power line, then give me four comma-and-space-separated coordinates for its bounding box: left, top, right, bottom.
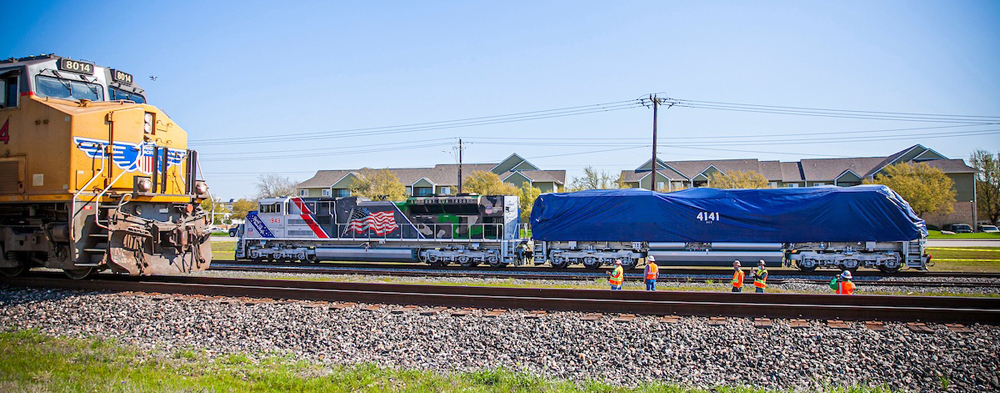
190, 99, 643, 146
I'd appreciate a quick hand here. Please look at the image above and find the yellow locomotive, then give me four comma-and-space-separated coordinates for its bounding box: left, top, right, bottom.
0, 54, 211, 278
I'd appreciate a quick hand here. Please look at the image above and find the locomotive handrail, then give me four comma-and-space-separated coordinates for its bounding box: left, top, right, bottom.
70, 141, 108, 219
328, 223, 506, 241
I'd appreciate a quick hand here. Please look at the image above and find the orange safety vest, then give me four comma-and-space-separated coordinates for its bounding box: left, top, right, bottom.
837, 280, 855, 295
731, 269, 745, 288
754, 268, 767, 288
610, 266, 624, 286
645, 263, 659, 280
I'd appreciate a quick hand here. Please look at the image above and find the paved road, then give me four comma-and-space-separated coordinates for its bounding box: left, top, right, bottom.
926, 239, 1000, 248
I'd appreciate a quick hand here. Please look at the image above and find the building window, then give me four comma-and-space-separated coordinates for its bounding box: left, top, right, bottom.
414, 187, 433, 196
656, 182, 665, 191
299, 189, 307, 196
785, 183, 799, 188
322, 189, 331, 197
335, 189, 350, 197
767, 182, 777, 188
406, 186, 412, 195
439, 186, 451, 195
813, 182, 826, 186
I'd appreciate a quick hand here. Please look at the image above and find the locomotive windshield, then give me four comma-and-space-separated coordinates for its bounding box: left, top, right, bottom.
109, 86, 145, 103
34, 75, 104, 101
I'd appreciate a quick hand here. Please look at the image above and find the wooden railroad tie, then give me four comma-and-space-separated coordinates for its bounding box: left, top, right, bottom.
906, 322, 935, 334
789, 319, 810, 329
391, 305, 419, 314
580, 313, 603, 321
827, 320, 850, 329
753, 318, 773, 329
328, 302, 355, 310
483, 309, 506, 318
450, 308, 473, 317
864, 321, 886, 331
523, 310, 548, 319
708, 317, 727, 326
361, 304, 381, 312
419, 307, 447, 316
661, 316, 680, 324
945, 324, 972, 334
614, 314, 636, 323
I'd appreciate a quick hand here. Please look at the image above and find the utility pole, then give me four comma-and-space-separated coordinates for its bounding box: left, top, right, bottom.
457, 138, 464, 194
650, 94, 659, 192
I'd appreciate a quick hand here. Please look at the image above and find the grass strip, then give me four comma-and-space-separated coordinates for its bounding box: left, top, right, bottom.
0, 329, 899, 392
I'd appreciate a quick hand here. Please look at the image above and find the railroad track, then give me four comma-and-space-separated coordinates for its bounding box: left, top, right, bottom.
3, 273, 998, 325
209, 262, 1000, 289
213, 259, 1000, 279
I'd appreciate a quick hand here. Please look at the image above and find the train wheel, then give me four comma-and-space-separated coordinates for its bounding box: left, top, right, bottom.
878, 266, 900, 274
487, 255, 504, 268
796, 259, 817, 273
583, 257, 600, 270
458, 256, 476, 268
0, 264, 28, 277
621, 259, 638, 270
63, 267, 97, 280
550, 256, 568, 269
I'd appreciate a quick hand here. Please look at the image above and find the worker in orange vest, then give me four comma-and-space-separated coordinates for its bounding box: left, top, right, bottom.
644, 255, 659, 291
731, 260, 745, 293
752, 259, 768, 293
607, 259, 624, 290
830, 270, 855, 295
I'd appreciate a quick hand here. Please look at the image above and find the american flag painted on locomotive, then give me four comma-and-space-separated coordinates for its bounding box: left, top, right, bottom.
347, 208, 398, 235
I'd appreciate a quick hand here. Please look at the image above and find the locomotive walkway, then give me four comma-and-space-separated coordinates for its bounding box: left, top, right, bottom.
3, 273, 998, 325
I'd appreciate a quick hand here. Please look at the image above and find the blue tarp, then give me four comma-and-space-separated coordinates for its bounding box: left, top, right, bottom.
530, 185, 927, 243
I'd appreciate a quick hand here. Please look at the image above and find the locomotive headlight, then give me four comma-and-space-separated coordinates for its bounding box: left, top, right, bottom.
143, 112, 154, 134
194, 180, 209, 198
137, 178, 152, 192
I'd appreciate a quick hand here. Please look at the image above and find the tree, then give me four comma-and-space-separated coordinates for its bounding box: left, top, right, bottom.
254, 174, 298, 199
569, 166, 621, 191
863, 162, 956, 216
519, 182, 542, 223
971, 149, 1000, 224
229, 198, 257, 220
707, 170, 770, 189
463, 171, 519, 195
349, 168, 407, 201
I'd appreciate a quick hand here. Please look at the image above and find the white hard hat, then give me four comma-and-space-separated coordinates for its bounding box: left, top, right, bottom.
615, 259, 622, 265
841, 270, 852, 279
733, 260, 741, 267
648, 255, 656, 262
758, 259, 766, 266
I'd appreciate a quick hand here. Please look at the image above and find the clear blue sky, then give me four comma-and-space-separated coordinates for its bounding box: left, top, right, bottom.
5, 0, 999, 199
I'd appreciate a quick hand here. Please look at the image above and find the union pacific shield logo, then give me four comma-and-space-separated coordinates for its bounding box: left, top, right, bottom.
73, 137, 186, 174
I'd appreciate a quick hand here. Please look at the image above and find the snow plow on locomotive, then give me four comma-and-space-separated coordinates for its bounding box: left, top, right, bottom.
236, 195, 525, 267
0, 55, 212, 278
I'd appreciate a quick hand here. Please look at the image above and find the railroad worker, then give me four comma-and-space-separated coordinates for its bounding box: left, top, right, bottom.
608, 259, 625, 290
830, 270, 856, 295
644, 255, 659, 291
731, 260, 745, 293
752, 259, 768, 293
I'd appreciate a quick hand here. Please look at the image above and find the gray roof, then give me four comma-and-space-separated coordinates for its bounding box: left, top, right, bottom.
297, 159, 565, 189
922, 159, 977, 174
799, 157, 886, 182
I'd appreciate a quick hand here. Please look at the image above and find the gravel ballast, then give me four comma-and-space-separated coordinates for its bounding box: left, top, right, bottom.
2, 285, 998, 392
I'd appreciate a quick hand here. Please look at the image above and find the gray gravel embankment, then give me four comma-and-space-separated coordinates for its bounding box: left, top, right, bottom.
2, 285, 998, 392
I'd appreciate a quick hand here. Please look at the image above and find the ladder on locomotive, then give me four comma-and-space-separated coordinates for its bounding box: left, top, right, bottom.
70, 140, 134, 266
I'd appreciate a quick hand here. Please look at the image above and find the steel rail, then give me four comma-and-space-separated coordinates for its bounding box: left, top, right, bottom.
2, 274, 998, 325
208, 264, 1000, 289
213, 259, 1000, 279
